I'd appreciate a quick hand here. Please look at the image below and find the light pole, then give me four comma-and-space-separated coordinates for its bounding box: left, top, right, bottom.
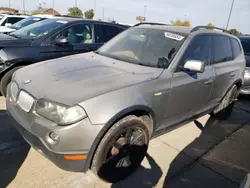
226, 0, 235, 29
143, 5, 147, 18
9, 0, 11, 7
75, 0, 77, 7
52, 0, 55, 15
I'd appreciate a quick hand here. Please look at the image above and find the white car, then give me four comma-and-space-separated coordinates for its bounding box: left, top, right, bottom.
0, 14, 55, 34
0, 14, 28, 27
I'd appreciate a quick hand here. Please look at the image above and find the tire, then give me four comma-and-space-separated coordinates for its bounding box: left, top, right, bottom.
91, 115, 150, 183
211, 85, 238, 119
0, 66, 24, 97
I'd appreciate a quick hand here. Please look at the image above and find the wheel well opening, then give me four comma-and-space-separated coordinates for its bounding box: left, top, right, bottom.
236, 81, 242, 89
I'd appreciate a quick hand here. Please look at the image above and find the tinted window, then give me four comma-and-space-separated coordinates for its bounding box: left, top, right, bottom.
179, 35, 212, 67
213, 35, 233, 64
241, 40, 250, 54
95, 24, 121, 43
55, 24, 93, 44
6, 17, 24, 24
231, 38, 242, 58
10, 17, 44, 30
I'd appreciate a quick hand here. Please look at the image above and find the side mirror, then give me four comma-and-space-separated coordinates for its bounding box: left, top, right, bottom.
183, 60, 205, 73
5, 23, 12, 27
54, 36, 68, 45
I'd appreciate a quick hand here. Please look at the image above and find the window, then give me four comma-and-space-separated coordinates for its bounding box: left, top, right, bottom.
179, 35, 212, 67
231, 38, 242, 58
95, 24, 121, 43
55, 24, 93, 44
6, 17, 24, 24
241, 40, 250, 54
213, 35, 233, 64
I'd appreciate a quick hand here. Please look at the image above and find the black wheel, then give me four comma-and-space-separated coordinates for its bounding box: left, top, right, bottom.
212, 85, 238, 119
0, 66, 24, 97
91, 115, 149, 183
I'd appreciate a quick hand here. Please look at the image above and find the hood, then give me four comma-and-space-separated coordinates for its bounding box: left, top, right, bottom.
0, 26, 15, 33
15, 52, 163, 105
0, 34, 32, 48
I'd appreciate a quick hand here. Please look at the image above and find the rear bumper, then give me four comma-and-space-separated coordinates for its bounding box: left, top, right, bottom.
241, 70, 250, 95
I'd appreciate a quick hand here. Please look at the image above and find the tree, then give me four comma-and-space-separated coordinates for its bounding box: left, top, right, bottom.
84, 9, 95, 19
171, 19, 191, 27
207, 23, 214, 30
68, 7, 83, 18
229, 28, 241, 36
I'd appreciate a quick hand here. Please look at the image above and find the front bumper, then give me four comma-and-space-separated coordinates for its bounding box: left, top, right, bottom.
6, 84, 103, 172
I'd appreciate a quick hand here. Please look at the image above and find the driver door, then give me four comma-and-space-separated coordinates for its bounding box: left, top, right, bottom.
164, 34, 215, 127
40, 23, 95, 61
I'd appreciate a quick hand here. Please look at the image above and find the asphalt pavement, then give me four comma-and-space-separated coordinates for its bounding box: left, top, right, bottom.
1, 96, 250, 188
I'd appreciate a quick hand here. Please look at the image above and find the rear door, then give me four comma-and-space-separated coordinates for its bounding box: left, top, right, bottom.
209, 35, 235, 104
165, 34, 215, 125
94, 24, 123, 46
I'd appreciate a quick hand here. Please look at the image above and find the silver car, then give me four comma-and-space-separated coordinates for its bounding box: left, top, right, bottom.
6, 23, 245, 182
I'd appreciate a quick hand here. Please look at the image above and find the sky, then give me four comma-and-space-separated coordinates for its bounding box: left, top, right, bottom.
1, 0, 250, 33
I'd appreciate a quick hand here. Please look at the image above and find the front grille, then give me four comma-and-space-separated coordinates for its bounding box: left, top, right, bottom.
17, 91, 35, 112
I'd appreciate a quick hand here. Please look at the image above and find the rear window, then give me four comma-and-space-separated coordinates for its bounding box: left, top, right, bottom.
231, 38, 242, 59
213, 35, 233, 64
241, 40, 250, 54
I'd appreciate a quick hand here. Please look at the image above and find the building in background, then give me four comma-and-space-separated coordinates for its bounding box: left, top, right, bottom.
0, 7, 18, 14
31, 7, 60, 16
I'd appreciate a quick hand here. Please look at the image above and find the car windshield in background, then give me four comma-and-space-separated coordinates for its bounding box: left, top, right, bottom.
0, 15, 3, 21
10, 17, 44, 30
11, 19, 68, 39
97, 28, 186, 68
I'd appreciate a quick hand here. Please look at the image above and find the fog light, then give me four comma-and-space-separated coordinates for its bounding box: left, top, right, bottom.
49, 132, 59, 142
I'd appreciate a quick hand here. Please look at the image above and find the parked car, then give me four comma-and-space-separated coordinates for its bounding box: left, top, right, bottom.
6, 23, 245, 183
0, 15, 54, 34
0, 14, 27, 27
0, 17, 129, 96
239, 35, 250, 94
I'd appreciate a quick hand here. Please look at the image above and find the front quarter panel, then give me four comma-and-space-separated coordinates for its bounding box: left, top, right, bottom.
79, 71, 172, 131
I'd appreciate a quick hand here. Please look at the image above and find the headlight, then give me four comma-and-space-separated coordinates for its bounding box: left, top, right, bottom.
35, 99, 87, 125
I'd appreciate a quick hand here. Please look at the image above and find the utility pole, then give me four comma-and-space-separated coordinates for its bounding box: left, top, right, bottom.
23, 0, 25, 14
94, 0, 96, 12
52, 0, 55, 15
9, 0, 11, 7
102, 8, 104, 20
226, 0, 235, 29
75, 0, 77, 7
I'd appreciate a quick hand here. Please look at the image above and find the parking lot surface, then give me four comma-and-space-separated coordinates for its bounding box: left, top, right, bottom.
1, 96, 250, 188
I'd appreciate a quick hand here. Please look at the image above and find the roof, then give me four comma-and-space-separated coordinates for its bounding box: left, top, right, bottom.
238, 35, 250, 40
47, 17, 129, 28
135, 24, 192, 35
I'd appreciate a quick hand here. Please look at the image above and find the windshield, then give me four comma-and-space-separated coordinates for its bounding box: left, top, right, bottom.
0, 15, 3, 21
11, 19, 68, 39
10, 17, 44, 30
97, 28, 186, 68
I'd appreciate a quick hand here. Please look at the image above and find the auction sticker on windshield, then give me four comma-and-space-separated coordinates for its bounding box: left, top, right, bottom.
56, 20, 68, 24
164, 32, 184, 41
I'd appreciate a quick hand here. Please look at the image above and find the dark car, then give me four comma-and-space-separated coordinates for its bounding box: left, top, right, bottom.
0, 17, 129, 96
239, 35, 250, 94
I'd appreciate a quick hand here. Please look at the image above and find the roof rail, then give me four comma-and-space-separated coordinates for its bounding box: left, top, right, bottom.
134, 22, 168, 27
191, 26, 231, 34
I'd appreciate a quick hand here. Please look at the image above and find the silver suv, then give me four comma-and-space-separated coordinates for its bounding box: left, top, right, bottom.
6, 23, 245, 182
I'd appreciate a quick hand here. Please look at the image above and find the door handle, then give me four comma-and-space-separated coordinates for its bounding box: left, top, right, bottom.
205, 79, 213, 85
230, 72, 235, 77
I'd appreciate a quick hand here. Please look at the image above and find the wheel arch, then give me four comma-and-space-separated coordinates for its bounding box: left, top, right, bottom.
83, 105, 156, 172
